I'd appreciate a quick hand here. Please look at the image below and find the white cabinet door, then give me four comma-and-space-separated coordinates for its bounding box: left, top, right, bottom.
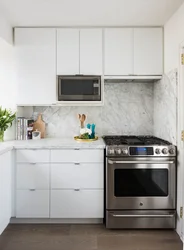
134, 28, 163, 75
51, 163, 103, 189
51, 190, 103, 218
57, 29, 79, 74
0, 151, 11, 235
15, 28, 56, 105
17, 163, 50, 189
51, 149, 103, 163
16, 190, 49, 218
16, 149, 50, 163
104, 28, 133, 75
80, 29, 103, 75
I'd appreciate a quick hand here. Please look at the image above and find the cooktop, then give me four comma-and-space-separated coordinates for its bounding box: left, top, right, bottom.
103, 135, 172, 146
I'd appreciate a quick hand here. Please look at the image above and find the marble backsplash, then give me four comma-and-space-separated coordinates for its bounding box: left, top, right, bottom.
33, 82, 154, 137
154, 69, 178, 145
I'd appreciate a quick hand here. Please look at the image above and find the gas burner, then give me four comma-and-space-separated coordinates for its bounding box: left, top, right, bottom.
103, 135, 172, 146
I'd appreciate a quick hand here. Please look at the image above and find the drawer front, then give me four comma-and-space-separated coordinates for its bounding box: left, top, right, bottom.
16, 190, 49, 218
51, 163, 103, 189
51, 190, 104, 218
16, 150, 50, 163
17, 163, 50, 189
51, 149, 103, 163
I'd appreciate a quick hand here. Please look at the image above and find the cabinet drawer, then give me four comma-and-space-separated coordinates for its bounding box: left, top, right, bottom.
16, 150, 50, 163
16, 190, 49, 218
51, 163, 103, 189
51, 190, 103, 218
51, 149, 103, 163
17, 163, 49, 189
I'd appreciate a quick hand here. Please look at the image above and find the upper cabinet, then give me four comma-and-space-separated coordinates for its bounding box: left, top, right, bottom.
134, 28, 163, 75
104, 28, 133, 76
15, 28, 56, 105
80, 29, 103, 75
57, 29, 80, 75
104, 27, 163, 76
57, 28, 103, 75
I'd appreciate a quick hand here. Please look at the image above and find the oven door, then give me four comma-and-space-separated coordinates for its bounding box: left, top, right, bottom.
106, 157, 176, 210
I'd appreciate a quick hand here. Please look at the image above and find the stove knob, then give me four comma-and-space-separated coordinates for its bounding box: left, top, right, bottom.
155, 148, 161, 154
115, 148, 121, 155
108, 148, 115, 155
162, 148, 168, 155
122, 148, 128, 155
169, 148, 175, 155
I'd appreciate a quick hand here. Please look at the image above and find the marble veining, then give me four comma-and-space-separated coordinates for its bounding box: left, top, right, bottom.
154, 69, 178, 145
33, 82, 154, 137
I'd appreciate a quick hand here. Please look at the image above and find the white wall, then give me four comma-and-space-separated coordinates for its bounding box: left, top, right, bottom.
164, 1, 184, 73
0, 38, 16, 140
0, 12, 13, 44
164, 2, 184, 239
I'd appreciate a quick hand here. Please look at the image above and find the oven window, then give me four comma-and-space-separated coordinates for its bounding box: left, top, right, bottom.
114, 169, 168, 197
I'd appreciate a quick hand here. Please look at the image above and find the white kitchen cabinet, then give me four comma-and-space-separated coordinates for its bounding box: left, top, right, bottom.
104, 27, 163, 76
57, 29, 80, 75
16, 190, 49, 218
17, 163, 49, 189
134, 28, 163, 75
51, 149, 103, 163
15, 28, 56, 105
51, 190, 103, 218
104, 28, 134, 75
16, 149, 50, 163
51, 163, 103, 189
0, 151, 12, 235
80, 29, 103, 75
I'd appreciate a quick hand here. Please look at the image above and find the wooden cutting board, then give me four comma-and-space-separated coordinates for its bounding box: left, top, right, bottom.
33, 114, 45, 138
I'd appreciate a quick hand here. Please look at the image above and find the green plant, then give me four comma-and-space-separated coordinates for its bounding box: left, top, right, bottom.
0, 107, 16, 132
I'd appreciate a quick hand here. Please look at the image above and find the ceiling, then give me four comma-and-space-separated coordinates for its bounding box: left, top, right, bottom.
0, 0, 184, 27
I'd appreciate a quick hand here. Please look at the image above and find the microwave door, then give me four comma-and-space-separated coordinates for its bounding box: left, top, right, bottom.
58, 77, 101, 101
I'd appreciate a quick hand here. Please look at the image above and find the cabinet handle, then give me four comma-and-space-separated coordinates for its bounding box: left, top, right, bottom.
74, 189, 80, 191
30, 162, 36, 165
74, 163, 80, 165
74, 148, 80, 150
29, 189, 36, 191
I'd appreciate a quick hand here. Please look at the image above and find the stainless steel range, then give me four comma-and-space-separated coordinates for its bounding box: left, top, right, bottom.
103, 136, 176, 229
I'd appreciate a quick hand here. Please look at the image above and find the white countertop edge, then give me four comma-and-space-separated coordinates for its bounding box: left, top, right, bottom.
0, 137, 106, 154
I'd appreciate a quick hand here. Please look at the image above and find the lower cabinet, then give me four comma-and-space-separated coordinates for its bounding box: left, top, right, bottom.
16, 190, 49, 218
0, 151, 12, 235
15, 148, 104, 220
51, 190, 103, 218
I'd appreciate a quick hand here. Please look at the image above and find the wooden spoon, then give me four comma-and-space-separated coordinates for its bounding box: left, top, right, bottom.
78, 114, 86, 128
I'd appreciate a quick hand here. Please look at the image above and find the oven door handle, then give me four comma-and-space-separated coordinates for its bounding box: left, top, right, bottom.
110, 213, 175, 218
108, 160, 175, 165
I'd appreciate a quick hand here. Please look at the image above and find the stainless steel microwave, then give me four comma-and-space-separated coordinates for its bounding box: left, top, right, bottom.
57, 75, 101, 102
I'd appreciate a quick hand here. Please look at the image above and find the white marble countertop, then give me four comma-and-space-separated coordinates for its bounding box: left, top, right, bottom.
0, 137, 106, 154
0, 141, 14, 155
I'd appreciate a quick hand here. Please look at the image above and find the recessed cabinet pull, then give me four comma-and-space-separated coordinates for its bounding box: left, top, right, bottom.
74, 148, 80, 150
30, 162, 36, 165
74, 189, 80, 191
29, 189, 36, 191
74, 163, 80, 165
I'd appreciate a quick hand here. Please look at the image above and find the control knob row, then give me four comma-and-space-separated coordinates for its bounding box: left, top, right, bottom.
155, 148, 175, 155
108, 148, 128, 155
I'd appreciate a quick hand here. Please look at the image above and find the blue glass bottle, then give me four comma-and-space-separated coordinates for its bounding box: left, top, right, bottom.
91, 124, 96, 139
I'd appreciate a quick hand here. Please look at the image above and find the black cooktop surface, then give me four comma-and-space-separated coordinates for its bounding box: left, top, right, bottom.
103, 136, 172, 146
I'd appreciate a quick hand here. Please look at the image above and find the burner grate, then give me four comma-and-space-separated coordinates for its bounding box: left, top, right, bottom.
103, 135, 172, 146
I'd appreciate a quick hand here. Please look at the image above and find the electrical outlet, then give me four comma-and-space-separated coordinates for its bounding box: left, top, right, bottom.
180, 207, 183, 219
